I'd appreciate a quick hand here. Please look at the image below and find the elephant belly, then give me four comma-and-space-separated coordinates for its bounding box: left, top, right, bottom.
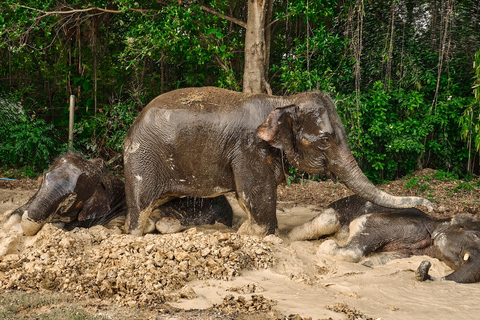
159, 152, 236, 198
168, 171, 236, 198
163, 132, 238, 197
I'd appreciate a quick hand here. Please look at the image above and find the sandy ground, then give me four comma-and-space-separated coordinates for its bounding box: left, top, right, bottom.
1, 171, 480, 319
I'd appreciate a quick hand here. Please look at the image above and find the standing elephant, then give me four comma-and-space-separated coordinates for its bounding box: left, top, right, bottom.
288, 195, 480, 283
124, 86, 434, 236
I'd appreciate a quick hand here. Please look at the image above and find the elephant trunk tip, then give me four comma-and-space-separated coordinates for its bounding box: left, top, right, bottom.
404, 196, 436, 212
422, 198, 436, 212
415, 260, 432, 281
21, 214, 44, 236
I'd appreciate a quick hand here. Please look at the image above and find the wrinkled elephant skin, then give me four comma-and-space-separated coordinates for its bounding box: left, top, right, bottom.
11, 153, 233, 235
288, 195, 480, 283
123, 87, 434, 236
11, 153, 126, 235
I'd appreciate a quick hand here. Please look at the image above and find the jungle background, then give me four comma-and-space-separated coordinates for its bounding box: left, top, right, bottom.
1, 0, 480, 184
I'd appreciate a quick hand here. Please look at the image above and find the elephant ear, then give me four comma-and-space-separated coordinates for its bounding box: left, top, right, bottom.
257, 104, 298, 151
77, 183, 110, 221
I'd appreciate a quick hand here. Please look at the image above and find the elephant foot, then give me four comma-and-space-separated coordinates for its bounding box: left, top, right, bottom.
237, 220, 270, 236
128, 206, 157, 236
415, 260, 432, 281
104, 216, 126, 230
156, 217, 183, 234
318, 239, 339, 255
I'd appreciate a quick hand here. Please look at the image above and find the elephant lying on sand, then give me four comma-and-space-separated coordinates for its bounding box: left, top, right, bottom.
10, 153, 233, 236
123, 86, 434, 236
288, 195, 480, 283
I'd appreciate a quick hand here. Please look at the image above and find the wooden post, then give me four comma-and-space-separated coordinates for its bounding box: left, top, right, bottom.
68, 95, 75, 150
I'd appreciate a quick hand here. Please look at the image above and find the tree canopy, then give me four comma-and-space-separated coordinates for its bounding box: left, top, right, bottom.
1, 0, 480, 182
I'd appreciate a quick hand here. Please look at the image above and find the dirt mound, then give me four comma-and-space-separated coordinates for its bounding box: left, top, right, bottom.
0, 224, 273, 307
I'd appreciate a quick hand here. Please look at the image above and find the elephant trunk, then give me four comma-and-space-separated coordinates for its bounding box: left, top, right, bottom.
17, 198, 46, 236
330, 147, 434, 211
20, 186, 74, 235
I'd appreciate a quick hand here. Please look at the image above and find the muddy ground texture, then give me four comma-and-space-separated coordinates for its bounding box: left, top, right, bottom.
0, 169, 479, 320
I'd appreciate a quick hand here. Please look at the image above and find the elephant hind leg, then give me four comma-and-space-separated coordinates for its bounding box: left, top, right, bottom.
317, 215, 381, 263
126, 192, 175, 236
124, 161, 170, 236
236, 191, 276, 235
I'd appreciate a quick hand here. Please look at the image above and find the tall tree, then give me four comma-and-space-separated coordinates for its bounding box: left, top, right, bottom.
243, 0, 272, 94
193, 0, 273, 93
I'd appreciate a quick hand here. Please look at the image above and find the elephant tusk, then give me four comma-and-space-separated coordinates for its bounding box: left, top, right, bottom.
464, 252, 470, 261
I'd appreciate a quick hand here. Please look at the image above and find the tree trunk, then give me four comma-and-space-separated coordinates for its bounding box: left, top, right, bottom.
243, 0, 269, 94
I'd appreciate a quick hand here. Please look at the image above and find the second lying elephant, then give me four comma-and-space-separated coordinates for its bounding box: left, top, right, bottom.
288, 195, 480, 283
10, 152, 233, 236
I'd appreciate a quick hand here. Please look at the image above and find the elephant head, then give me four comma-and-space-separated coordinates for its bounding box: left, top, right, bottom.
431, 216, 480, 283
257, 91, 434, 211
16, 153, 124, 235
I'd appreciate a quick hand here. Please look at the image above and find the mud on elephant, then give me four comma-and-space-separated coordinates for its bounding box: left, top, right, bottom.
11, 152, 126, 236
9, 153, 233, 236
123, 86, 434, 236
288, 195, 480, 283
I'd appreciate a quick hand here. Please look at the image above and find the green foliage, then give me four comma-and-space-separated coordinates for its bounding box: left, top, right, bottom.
405, 177, 430, 192
459, 48, 480, 162
453, 181, 476, 193
120, 2, 242, 91
337, 81, 470, 183
286, 166, 322, 186
434, 170, 459, 181
74, 99, 137, 156
0, 96, 65, 175
1, 118, 63, 171
273, 26, 352, 93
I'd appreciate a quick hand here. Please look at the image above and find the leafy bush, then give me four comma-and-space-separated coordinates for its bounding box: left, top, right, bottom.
337, 82, 470, 183
74, 99, 137, 158
0, 96, 65, 175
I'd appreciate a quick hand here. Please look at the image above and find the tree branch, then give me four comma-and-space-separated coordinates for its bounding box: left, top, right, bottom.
18, 3, 246, 28
199, 5, 246, 28
17, 4, 150, 15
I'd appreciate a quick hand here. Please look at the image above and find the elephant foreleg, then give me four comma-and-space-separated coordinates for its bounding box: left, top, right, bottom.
233, 163, 278, 236
317, 215, 382, 263
288, 207, 341, 241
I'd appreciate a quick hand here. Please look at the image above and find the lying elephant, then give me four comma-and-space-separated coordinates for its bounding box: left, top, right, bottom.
123, 86, 434, 236
10, 152, 233, 236
288, 195, 480, 283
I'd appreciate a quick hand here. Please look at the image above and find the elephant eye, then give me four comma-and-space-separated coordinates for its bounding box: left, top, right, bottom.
314, 132, 331, 150
317, 137, 330, 150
